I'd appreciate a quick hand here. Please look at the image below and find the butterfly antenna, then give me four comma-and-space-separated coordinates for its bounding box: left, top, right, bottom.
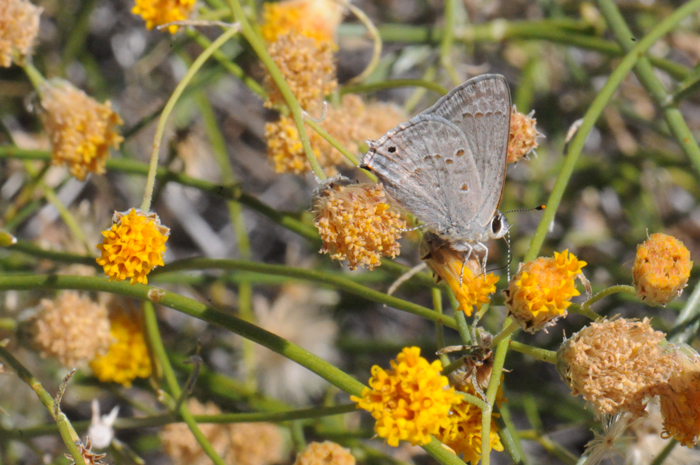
503, 205, 546, 215
505, 230, 512, 282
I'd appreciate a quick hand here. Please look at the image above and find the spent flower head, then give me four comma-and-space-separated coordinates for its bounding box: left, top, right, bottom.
557, 317, 680, 418
0, 0, 41, 67
504, 250, 587, 333
507, 106, 540, 164
633, 233, 692, 306
65, 437, 107, 465
293, 441, 355, 465
131, 0, 196, 34
32, 292, 113, 368
264, 31, 337, 110
421, 233, 499, 316
656, 344, 700, 447
96, 208, 170, 285
89, 307, 152, 388
313, 175, 405, 270
260, 0, 344, 45
351, 346, 461, 447
39, 78, 123, 181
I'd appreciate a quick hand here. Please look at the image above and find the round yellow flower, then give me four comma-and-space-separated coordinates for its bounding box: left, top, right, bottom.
507, 106, 539, 164
96, 209, 170, 285
504, 250, 587, 333
435, 384, 505, 464
132, 0, 196, 34
313, 176, 405, 270
90, 309, 152, 387
633, 233, 692, 306
260, 0, 344, 45
421, 233, 499, 316
39, 79, 123, 181
351, 347, 461, 447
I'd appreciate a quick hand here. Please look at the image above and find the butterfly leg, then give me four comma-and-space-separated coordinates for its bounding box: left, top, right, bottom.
459, 243, 475, 286
476, 241, 489, 276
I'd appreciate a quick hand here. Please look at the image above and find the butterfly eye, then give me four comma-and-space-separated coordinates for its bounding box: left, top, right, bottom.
388, 146, 396, 153
490, 212, 508, 238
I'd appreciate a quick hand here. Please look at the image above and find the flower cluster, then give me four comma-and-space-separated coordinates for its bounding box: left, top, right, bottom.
656, 345, 700, 447
39, 79, 123, 181
265, 94, 407, 174
32, 292, 113, 368
351, 347, 461, 447
434, 383, 505, 464
421, 234, 499, 316
161, 399, 284, 465
293, 442, 355, 465
313, 176, 405, 270
96, 209, 170, 285
507, 106, 540, 164
633, 233, 692, 306
557, 318, 679, 418
264, 32, 337, 110
90, 308, 152, 387
131, 0, 196, 34
0, 0, 41, 67
504, 250, 587, 333
260, 0, 344, 46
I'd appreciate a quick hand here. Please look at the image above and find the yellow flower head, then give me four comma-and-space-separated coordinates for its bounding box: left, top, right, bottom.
39, 79, 123, 181
421, 234, 499, 317
435, 383, 505, 464
313, 176, 405, 270
657, 345, 700, 447
351, 347, 461, 447
507, 106, 540, 164
261, 0, 344, 45
0, 0, 41, 67
96, 208, 170, 285
131, 0, 196, 34
294, 441, 355, 465
32, 292, 113, 368
557, 317, 680, 418
265, 31, 337, 110
504, 250, 587, 333
90, 308, 152, 387
633, 233, 692, 306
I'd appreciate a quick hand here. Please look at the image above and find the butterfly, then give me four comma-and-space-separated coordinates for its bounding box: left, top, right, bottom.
361, 74, 512, 269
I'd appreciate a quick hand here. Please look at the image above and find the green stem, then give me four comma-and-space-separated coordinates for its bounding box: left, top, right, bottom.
141, 24, 241, 212
152, 257, 457, 328
491, 321, 519, 347
439, 0, 460, 85
575, 284, 635, 319
671, 71, 700, 104
433, 288, 449, 366
454, 309, 472, 345
671, 283, 700, 343
143, 301, 227, 465
649, 438, 677, 465
509, 341, 557, 364
596, 0, 700, 179
340, 79, 448, 97
227, 0, 326, 180
457, 391, 492, 465
21, 62, 45, 91
524, 0, 700, 262
0, 346, 86, 465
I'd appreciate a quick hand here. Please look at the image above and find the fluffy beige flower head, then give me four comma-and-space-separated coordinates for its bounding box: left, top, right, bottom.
0, 0, 41, 67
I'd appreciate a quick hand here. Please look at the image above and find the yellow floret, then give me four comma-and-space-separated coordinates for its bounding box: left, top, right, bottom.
132, 0, 196, 34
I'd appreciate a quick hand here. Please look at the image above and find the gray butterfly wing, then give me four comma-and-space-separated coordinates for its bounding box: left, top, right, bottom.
425, 74, 511, 228
361, 116, 481, 238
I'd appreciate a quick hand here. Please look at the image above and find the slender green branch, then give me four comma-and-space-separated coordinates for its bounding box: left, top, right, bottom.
227, 0, 326, 179
21, 62, 46, 90
491, 321, 520, 347
454, 309, 472, 345
671, 71, 700, 105
509, 341, 557, 365
439, 0, 460, 85
344, 1, 382, 84
152, 258, 457, 328
141, 24, 241, 212
650, 438, 677, 465
143, 301, 227, 465
524, 0, 700, 262
670, 283, 700, 343
0, 346, 86, 465
574, 284, 635, 319
433, 288, 449, 366
596, 0, 700, 179
340, 79, 448, 97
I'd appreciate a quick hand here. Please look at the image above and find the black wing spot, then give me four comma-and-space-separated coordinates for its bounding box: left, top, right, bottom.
423, 155, 431, 162
388, 146, 396, 153
445, 159, 453, 165
456, 149, 465, 157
